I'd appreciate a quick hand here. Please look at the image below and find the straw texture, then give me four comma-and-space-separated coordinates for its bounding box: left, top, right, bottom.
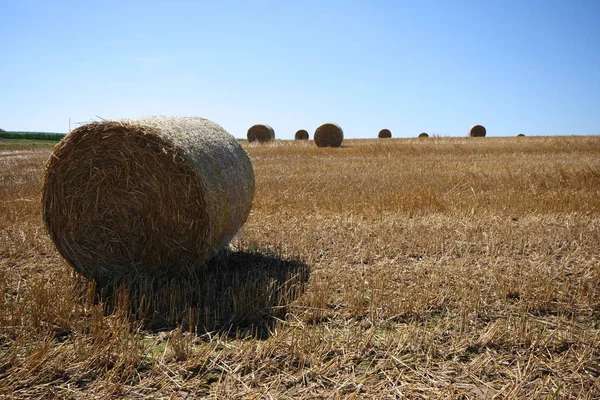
247, 124, 275, 143
42, 116, 255, 283
294, 129, 309, 140
378, 129, 392, 138
469, 124, 487, 137
314, 122, 344, 148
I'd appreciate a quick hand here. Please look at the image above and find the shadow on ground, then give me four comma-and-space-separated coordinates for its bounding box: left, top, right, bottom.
95, 250, 311, 339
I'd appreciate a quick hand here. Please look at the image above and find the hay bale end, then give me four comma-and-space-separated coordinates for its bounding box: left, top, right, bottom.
295, 129, 309, 140
469, 124, 487, 137
378, 129, 392, 138
247, 124, 275, 143
314, 122, 344, 148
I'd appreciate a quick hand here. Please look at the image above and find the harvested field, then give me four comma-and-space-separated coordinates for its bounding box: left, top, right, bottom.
1, 136, 599, 398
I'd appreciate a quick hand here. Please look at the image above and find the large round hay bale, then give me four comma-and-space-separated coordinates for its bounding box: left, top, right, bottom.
295, 129, 309, 140
517, 133, 525, 137
418, 132, 429, 138
378, 129, 392, 138
42, 116, 255, 283
469, 124, 486, 137
247, 124, 275, 143
314, 122, 343, 148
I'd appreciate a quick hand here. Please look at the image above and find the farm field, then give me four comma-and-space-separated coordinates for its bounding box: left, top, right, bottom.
1, 136, 599, 398
0, 139, 60, 147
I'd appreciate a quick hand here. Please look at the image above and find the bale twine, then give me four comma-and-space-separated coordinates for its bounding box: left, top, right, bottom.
469, 124, 486, 137
378, 129, 392, 138
294, 129, 309, 140
314, 122, 344, 148
247, 124, 275, 143
418, 132, 429, 138
42, 116, 255, 283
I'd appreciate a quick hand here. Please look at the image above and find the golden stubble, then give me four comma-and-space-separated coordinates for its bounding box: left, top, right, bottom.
1, 136, 599, 398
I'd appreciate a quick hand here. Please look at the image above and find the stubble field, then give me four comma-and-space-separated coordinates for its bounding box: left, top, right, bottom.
1, 136, 599, 398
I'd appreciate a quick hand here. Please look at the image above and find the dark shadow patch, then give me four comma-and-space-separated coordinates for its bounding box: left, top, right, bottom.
93, 249, 311, 339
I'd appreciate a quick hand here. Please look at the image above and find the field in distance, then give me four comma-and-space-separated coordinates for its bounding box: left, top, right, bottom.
0, 138, 60, 146
0, 136, 599, 398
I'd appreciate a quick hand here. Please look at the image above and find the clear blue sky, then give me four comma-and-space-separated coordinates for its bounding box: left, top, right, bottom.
2, 0, 599, 138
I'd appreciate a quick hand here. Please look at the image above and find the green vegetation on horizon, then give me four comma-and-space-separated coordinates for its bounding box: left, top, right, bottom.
0, 131, 66, 141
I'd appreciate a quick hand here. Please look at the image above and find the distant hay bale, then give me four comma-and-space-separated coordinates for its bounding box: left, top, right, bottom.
517, 133, 525, 137
469, 124, 487, 137
314, 122, 343, 148
42, 116, 255, 283
378, 129, 392, 138
295, 129, 309, 140
418, 132, 429, 138
247, 124, 275, 143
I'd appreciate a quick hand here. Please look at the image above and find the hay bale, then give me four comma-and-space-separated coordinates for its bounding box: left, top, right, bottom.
418, 132, 429, 138
469, 124, 486, 137
42, 116, 255, 283
517, 133, 525, 137
295, 129, 309, 140
247, 124, 275, 143
378, 129, 392, 138
314, 122, 343, 148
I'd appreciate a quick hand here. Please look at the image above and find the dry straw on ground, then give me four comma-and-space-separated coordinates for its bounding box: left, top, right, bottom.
469, 124, 487, 137
42, 116, 255, 283
378, 128, 392, 138
247, 124, 275, 143
2, 136, 600, 398
419, 132, 429, 138
294, 129, 309, 140
314, 122, 344, 147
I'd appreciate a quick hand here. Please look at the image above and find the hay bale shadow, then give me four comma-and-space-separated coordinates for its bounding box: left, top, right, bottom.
95, 250, 310, 339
